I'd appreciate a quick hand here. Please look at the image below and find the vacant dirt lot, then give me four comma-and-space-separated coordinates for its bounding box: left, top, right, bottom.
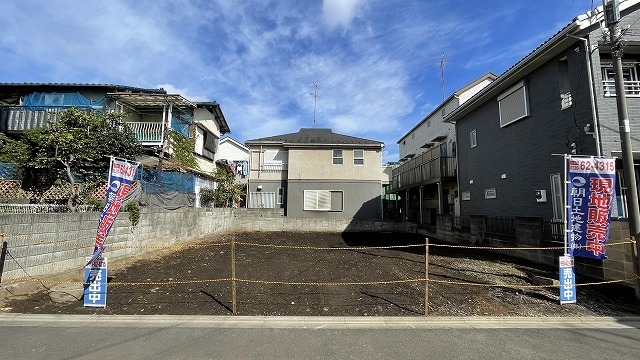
2, 231, 639, 316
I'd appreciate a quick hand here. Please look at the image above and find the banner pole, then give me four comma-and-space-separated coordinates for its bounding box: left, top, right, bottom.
425, 237, 429, 316
563, 154, 569, 256
231, 237, 237, 314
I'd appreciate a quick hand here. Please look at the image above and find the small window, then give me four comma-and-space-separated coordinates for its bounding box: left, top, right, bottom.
462, 191, 471, 201
333, 149, 343, 165
602, 66, 640, 96
485, 188, 497, 199
550, 174, 563, 220
470, 129, 477, 148
353, 150, 364, 165
426, 119, 431, 127
498, 80, 529, 127
277, 187, 284, 204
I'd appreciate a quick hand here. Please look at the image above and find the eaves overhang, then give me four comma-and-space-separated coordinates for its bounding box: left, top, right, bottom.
442, 2, 636, 124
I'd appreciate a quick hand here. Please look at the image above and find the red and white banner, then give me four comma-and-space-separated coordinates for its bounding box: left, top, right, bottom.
87, 158, 138, 266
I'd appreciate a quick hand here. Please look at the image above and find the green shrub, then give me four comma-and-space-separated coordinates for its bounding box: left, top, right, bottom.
123, 201, 141, 227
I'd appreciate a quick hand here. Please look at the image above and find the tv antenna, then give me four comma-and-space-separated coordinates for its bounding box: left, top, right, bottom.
310, 82, 323, 128
440, 53, 446, 101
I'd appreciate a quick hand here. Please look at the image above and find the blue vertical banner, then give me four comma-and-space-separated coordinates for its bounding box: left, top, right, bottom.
567, 157, 616, 259
84, 256, 107, 308
87, 158, 139, 266
559, 255, 577, 304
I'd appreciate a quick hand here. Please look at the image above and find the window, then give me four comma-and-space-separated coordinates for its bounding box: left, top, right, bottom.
462, 191, 471, 201
277, 187, 284, 204
484, 188, 497, 199
602, 66, 640, 96
498, 80, 529, 127
249, 192, 276, 208
470, 129, 477, 148
353, 150, 364, 165
333, 149, 343, 165
550, 174, 563, 220
558, 58, 572, 109
304, 190, 343, 211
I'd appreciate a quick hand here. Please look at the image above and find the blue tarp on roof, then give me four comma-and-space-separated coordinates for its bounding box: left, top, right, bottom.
22, 92, 105, 110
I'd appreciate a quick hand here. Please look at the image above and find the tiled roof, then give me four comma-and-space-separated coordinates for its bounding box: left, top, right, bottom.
245, 128, 383, 146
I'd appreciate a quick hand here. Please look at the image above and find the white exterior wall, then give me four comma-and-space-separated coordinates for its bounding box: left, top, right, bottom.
219, 139, 250, 162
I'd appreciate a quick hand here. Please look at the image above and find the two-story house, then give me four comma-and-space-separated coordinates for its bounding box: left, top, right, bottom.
446, 0, 640, 225
0, 83, 230, 206
245, 128, 385, 219
388, 73, 496, 224
218, 137, 250, 184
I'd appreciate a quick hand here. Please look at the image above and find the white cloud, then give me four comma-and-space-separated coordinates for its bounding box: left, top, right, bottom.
155, 84, 209, 102
322, 0, 363, 30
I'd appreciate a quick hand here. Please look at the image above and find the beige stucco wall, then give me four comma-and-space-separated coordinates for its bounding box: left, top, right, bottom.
249, 146, 288, 181
287, 147, 381, 181
194, 108, 221, 137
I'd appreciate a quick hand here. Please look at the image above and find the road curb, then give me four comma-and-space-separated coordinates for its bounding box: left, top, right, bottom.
1, 314, 639, 329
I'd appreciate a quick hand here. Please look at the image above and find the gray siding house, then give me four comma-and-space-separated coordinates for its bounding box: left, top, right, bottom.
245, 128, 385, 219
446, 0, 640, 221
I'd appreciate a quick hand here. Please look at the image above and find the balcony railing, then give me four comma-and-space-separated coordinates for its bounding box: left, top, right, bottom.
0, 106, 69, 132
260, 163, 288, 172
125, 121, 164, 145
602, 80, 640, 97
389, 154, 456, 192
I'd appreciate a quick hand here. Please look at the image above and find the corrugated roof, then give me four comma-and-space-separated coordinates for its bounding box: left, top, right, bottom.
245, 128, 384, 147
0, 83, 166, 94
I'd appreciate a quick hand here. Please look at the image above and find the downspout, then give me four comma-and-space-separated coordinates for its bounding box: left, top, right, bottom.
568, 34, 602, 156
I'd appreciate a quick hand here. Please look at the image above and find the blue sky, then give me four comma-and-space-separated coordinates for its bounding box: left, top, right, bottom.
0, 0, 594, 162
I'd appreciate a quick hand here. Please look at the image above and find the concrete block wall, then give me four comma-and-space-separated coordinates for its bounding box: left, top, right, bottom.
0, 207, 412, 286
433, 214, 636, 287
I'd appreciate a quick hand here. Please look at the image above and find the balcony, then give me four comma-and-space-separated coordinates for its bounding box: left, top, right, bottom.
0, 106, 68, 132
260, 163, 288, 172
389, 152, 456, 193
124, 121, 164, 145
602, 80, 640, 97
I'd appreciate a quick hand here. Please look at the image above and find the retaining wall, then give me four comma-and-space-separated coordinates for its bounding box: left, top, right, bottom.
0, 208, 415, 286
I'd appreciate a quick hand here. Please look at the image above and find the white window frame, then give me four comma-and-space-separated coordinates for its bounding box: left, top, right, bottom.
470, 129, 477, 148
484, 188, 497, 199
462, 191, 471, 201
602, 65, 640, 97
353, 149, 364, 166
304, 190, 344, 212
332, 149, 343, 165
497, 80, 530, 127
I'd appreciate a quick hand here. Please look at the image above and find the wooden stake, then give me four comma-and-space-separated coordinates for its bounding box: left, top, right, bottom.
231, 237, 237, 314
425, 237, 429, 316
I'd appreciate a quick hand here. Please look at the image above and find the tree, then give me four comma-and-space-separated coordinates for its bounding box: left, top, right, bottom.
19, 108, 142, 210
209, 167, 246, 207
0, 133, 29, 178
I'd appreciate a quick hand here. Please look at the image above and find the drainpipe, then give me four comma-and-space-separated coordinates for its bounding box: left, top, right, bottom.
405, 189, 410, 222
568, 34, 602, 156
419, 186, 424, 224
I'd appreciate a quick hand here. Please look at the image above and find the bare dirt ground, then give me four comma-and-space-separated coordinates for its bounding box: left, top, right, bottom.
2, 231, 640, 316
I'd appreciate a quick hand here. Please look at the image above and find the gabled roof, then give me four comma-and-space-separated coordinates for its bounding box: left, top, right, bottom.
445, 0, 640, 124
196, 102, 230, 134
245, 128, 384, 148
397, 72, 496, 143
220, 137, 250, 152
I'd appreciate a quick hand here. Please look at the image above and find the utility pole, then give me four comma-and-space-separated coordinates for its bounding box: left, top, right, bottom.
603, 0, 640, 300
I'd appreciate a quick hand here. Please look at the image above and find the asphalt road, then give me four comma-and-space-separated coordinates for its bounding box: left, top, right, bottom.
1, 315, 639, 359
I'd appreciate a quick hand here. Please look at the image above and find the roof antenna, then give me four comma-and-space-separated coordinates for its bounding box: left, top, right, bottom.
440, 53, 446, 101
310, 82, 322, 128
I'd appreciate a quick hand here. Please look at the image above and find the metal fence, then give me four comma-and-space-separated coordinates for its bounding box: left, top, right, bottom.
484, 217, 516, 236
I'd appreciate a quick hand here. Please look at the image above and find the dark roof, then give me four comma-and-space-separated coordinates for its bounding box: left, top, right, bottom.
245, 128, 384, 147
445, 0, 640, 123
196, 102, 230, 134
0, 83, 166, 94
